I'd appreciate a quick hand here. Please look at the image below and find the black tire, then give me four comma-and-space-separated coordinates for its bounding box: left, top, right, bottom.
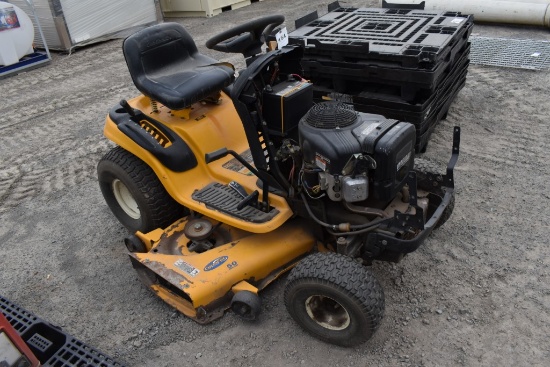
284, 253, 385, 347
231, 291, 262, 321
414, 158, 455, 229
97, 146, 186, 233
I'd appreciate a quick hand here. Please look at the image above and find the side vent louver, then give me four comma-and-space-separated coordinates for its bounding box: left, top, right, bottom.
139, 120, 172, 147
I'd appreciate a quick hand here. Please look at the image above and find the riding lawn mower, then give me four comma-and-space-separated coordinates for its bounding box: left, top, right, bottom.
97, 15, 460, 347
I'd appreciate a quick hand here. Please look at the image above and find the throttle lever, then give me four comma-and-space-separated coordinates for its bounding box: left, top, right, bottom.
228, 181, 248, 199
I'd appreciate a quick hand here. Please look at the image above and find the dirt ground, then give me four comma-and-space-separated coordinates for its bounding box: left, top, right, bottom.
1, 0, 549, 366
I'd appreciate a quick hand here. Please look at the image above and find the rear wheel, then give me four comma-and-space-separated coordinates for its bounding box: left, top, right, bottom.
414, 158, 455, 229
284, 252, 384, 347
97, 146, 186, 233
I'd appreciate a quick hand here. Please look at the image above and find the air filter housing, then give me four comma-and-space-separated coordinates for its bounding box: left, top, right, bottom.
304, 102, 358, 129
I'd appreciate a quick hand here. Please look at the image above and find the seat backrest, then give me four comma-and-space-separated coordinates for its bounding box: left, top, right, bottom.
122, 23, 234, 109
123, 22, 198, 83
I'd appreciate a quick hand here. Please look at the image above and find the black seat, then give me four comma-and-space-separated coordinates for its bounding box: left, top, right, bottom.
123, 23, 235, 110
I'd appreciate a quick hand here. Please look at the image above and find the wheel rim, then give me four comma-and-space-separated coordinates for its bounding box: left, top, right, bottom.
112, 179, 140, 220
305, 295, 351, 331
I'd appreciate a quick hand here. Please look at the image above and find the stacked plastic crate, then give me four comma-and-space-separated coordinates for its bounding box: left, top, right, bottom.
0, 295, 124, 367
288, 4, 473, 152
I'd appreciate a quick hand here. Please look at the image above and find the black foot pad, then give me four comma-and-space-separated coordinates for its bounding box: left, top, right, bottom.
192, 182, 279, 223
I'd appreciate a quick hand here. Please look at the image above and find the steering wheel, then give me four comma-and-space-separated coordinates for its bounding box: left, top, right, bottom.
205, 15, 285, 58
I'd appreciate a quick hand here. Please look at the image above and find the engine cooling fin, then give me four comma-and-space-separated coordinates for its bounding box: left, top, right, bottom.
305, 102, 358, 129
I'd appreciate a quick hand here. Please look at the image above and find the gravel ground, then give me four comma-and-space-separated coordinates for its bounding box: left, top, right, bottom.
1, 0, 549, 366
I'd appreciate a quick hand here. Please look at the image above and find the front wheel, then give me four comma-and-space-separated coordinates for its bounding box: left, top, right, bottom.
97, 147, 186, 233
284, 253, 385, 347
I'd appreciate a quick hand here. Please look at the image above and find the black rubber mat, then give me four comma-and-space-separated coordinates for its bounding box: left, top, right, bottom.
0, 295, 124, 367
192, 182, 279, 223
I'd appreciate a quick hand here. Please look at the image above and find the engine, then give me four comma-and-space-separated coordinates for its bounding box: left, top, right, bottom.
298, 102, 415, 203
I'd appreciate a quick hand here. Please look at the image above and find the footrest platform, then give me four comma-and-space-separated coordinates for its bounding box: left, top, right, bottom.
192, 182, 279, 223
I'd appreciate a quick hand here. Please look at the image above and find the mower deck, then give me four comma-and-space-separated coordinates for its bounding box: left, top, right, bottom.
129, 218, 318, 323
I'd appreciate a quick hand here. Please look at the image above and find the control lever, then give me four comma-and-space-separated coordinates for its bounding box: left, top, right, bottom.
228, 181, 259, 210
228, 181, 248, 198
120, 99, 137, 117
205, 147, 270, 212
237, 190, 259, 211
205, 148, 229, 163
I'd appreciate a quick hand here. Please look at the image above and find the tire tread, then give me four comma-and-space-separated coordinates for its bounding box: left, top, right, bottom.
285, 252, 385, 346
98, 147, 184, 232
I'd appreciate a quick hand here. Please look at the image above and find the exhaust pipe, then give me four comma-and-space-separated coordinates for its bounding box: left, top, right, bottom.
381, 0, 550, 27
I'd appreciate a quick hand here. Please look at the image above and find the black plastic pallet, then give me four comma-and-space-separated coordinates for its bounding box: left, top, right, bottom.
353, 71, 466, 131
348, 71, 467, 129
312, 48, 469, 116
300, 39, 470, 102
304, 53, 468, 101
301, 42, 470, 94
344, 57, 469, 125
414, 78, 466, 152
0, 295, 125, 367
289, 6, 473, 69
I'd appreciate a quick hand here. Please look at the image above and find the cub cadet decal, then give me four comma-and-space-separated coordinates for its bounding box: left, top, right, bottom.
204, 256, 229, 271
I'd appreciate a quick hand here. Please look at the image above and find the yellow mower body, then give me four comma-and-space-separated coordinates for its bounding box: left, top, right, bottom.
104, 93, 320, 322
104, 93, 293, 234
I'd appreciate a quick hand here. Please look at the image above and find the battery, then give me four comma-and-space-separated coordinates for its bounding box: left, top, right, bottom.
263, 80, 313, 136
